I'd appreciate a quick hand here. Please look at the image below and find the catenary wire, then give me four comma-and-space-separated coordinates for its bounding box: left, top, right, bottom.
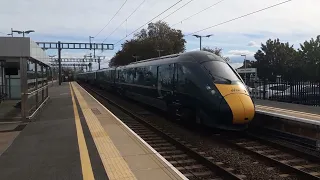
85, 0, 129, 58
160, 0, 196, 21
113, 0, 183, 46
101, 0, 147, 43
185, 0, 293, 36
171, 0, 226, 27
94, 0, 128, 38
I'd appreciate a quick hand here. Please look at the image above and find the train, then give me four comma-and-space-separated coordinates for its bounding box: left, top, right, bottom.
76, 51, 255, 130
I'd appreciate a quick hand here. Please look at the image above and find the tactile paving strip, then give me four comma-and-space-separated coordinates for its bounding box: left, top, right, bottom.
72, 82, 137, 180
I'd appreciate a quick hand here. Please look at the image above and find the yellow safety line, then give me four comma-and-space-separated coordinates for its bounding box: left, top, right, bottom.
71, 82, 137, 180
69, 82, 95, 180
256, 105, 320, 118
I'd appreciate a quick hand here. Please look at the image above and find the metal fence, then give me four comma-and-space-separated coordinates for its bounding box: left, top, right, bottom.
246, 79, 320, 106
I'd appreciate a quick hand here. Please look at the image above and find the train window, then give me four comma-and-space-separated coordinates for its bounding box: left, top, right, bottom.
111, 70, 115, 81
135, 67, 146, 85
100, 71, 105, 81
119, 69, 126, 83
145, 66, 157, 87
202, 61, 240, 84
116, 70, 120, 82
158, 64, 173, 89
126, 68, 135, 83
106, 71, 110, 80
176, 64, 186, 91
108, 71, 112, 81
175, 64, 198, 94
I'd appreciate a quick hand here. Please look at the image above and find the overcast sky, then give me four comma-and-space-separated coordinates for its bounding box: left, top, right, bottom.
1, 0, 319, 70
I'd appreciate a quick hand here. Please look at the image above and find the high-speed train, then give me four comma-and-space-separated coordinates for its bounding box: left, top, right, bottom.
77, 51, 255, 130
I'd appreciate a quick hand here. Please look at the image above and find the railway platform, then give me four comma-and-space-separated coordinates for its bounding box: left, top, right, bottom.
254, 99, 320, 125
0, 82, 186, 180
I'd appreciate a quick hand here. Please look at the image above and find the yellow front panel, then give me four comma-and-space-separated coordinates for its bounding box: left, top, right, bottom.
224, 94, 245, 124
215, 83, 249, 96
223, 93, 255, 124
238, 94, 255, 121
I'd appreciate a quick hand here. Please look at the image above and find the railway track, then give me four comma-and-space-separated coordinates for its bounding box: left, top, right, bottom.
81, 83, 245, 180
80, 83, 320, 179
210, 131, 320, 179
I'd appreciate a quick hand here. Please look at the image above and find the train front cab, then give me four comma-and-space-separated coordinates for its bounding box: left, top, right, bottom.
199, 59, 255, 130
170, 55, 255, 130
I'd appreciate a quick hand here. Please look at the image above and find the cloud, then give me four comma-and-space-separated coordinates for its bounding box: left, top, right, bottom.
227, 50, 255, 56
247, 41, 259, 47
1, 0, 319, 60
242, 33, 265, 39
229, 63, 243, 69
224, 49, 257, 63
187, 47, 200, 52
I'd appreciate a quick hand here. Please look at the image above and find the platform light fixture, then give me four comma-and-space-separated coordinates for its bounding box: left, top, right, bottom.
12, 29, 35, 37
192, 34, 214, 50
241, 54, 247, 84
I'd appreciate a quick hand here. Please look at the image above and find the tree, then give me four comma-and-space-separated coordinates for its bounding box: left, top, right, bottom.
298, 35, 320, 81
253, 38, 297, 81
109, 21, 186, 67
202, 47, 230, 63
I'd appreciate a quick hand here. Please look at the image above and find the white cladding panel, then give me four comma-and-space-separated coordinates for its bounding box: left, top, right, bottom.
0, 37, 30, 57
30, 40, 50, 65
0, 37, 50, 66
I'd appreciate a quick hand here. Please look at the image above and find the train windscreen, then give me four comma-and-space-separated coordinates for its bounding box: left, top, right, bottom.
202, 61, 241, 84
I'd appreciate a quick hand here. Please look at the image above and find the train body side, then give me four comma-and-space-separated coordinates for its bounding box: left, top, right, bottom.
78, 51, 255, 130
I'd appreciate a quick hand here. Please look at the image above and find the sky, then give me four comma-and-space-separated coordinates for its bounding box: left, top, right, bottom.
1, 0, 320, 70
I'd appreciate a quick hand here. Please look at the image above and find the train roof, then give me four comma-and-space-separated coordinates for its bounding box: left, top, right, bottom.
119, 51, 225, 69
83, 51, 226, 74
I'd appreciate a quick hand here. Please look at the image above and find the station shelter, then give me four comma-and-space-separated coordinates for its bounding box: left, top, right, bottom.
0, 37, 52, 122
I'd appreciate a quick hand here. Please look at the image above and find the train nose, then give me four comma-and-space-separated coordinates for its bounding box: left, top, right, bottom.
222, 93, 255, 124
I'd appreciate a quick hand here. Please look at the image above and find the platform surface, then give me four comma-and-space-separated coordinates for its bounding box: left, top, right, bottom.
0, 82, 186, 180
254, 99, 320, 124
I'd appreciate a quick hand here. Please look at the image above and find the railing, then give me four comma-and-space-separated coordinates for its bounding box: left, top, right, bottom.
246, 79, 320, 106
0, 93, 7, 104
21, 58, 51, 121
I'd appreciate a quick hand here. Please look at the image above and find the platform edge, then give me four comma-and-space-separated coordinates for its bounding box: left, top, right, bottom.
76, 82, 189, 180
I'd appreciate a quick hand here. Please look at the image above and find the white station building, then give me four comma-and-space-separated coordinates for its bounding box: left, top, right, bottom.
0, 37, 52, 121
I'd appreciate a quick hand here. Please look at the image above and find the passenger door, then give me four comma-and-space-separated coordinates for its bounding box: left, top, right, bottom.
172, 63, 192, 109
157, 64, 174, 110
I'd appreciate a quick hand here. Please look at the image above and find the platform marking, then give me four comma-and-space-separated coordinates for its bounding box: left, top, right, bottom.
256, 109, 320, 126
71, 82, 137, 180
69, 83, 95, 180
74, 82, 188, 180
256, 105, 320, 117
256, 105, 320, 118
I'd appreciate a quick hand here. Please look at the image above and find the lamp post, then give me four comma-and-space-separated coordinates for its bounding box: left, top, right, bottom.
241, 54, 247, 84
316, 61, 319, 80
156, 49, 164, 57
132, 55, 139, 62
89, 36, 95, 59
192, 34, 213, 50
96, 55, 105, 70
84, 53, 93, 72
7, 28, 13, 37
12, 29, 35, 37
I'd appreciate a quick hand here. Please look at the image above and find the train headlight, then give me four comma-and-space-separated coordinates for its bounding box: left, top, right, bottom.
206, 85, 217, 96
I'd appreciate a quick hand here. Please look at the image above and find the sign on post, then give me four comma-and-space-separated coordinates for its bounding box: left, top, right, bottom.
236, 68, 257, 73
